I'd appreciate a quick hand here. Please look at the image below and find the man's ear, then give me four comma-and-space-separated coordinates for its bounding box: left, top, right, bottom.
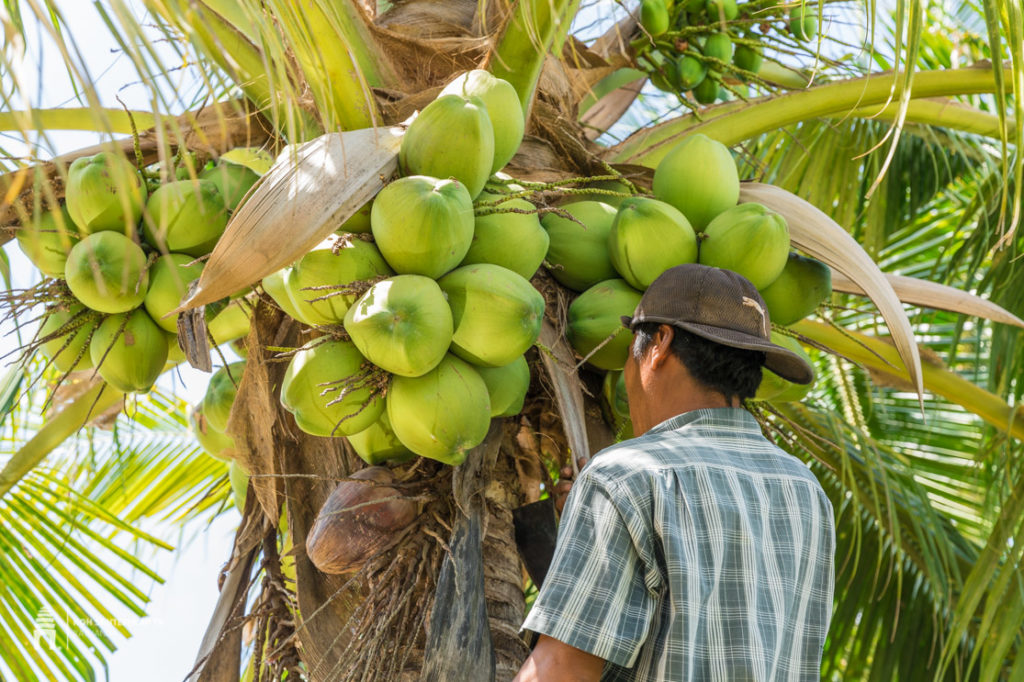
649, 324, 675, 369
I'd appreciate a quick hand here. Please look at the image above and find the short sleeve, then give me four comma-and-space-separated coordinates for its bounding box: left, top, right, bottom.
521, 472, 659, 668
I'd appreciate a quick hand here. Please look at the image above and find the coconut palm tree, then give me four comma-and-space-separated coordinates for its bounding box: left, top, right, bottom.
1, 0, 1023, 680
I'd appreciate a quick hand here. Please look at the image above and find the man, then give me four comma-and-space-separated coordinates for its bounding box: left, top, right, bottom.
515, 264, 835, 682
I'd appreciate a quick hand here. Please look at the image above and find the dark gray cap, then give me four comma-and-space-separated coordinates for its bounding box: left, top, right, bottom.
621, 264, 814, 384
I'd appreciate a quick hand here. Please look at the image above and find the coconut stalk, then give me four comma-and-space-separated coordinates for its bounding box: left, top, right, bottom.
0, 108, 155, 134
489, 0, 584, 117
610, 64, 1016, 166
793, 319, 1024, 440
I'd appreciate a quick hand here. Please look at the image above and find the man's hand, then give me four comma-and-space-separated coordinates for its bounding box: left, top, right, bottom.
552, 457, 587, 515
513, 635, 605, 682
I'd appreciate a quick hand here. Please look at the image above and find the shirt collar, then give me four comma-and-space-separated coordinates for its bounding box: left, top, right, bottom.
645, 407, 759, 436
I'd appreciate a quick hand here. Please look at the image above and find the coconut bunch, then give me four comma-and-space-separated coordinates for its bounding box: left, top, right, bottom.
549, 134, 831, 433
16, 152, 260, 393
634, 0, 819, 103
261, 70, 542, 467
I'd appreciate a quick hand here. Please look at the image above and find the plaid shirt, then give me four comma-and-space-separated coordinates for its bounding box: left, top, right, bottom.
522, 408, 835, 681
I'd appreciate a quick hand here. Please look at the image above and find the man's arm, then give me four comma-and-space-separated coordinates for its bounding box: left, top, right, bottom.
513, 635, 605, 682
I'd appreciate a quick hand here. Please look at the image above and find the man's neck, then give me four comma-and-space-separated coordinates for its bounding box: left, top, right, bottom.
632, 372, 741, 436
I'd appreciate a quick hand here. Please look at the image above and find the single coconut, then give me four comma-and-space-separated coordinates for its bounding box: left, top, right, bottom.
567, 279, 643, 371
306, 467, 419, 574
542, 201, 619, 292
759, 253, 832, 325
371, 175, 474, 279
284, 235, 394, 326
280, 339, 385, 437
438, 263, 545, 367
65, 231, 150, 314
199, 161, 260, 211
38, 304, 98, 373
347, 412, 416, 466
189, 402, 235, 460
343, 275, 453, 378
440, 71, 524, 173
475, 355, 531, 418
203, 361, 246, 433
387, 354, 491, 465
608, 197, 698, 289
698, 202, 791, 289
143, 179, 228, 256
89, 309, 169, 393
461, 191, 549, 279
399, 94, 495, 198
143, 253, 204, 332
65, 152, 147, 234
653, 133, 739, 231
15, 205, 80, 277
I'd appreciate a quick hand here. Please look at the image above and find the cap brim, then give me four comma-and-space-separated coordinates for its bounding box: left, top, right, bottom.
622, 315, 814, 385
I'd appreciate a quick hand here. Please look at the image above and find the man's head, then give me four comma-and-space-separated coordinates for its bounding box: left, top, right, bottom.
620, 264, 814, 432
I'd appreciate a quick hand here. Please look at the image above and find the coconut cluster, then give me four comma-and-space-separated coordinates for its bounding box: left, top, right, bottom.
555, 134, 831, 431
17, 152, 260, 393
635, 0, 819, 103
262, 70, 539, 467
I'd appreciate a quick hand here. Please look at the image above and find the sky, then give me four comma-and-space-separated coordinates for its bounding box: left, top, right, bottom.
2, 2, 246, 680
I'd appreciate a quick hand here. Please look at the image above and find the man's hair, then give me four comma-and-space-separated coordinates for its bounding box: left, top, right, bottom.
631, 322, 766, 401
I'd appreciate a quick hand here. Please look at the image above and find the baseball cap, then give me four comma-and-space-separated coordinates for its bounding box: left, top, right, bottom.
621, 264, 814, 384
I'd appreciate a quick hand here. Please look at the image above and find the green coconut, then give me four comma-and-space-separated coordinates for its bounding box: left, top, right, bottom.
371, 175, 474, 279
343, 275, 453, 378
65, 152, 147, 235
759, 253, 832, 325
640, 0, 670, 35
601, 370, 634, 441
199, 161, 260, 211
675, 55, 707, 90
698, 202, 791, 289
733, 43, 763, 74
705, 0, 738, 19
284, 235, 394, 326
461, 192, 548, 279
165, 331, 186, 364
280, 339, 385, 437
203, 361, 246, 433
208, 300, 252, 346
229, 461, 249, 513
65, 231, 150, 314
15, 206, 80, 277
608, 197, 698, 290
475, 355, 530, 418
143, 179, 228, 257
692, 76, 720, 104
189, 402, 235, 460
703, 33, 734, 64
399, 94, 495, 198
143, 253, 204, 332
38, 304, 98, 373
347, 412, 416, 466
89, 309, 169, 393
438, 264, 545, 367
755, 332, 814, 402
566, 279, 643, 371
542, 201, 618, 292
790, 4, 818, 41
652, 133, 739, 231
262, 267, 306, 321
338, 200, 373, 234
440, 70, 524, 173
387, 354, 491, 465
